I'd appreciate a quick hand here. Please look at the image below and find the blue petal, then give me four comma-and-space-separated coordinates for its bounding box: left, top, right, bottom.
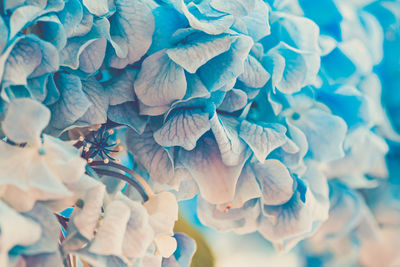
3, 0, 27, 11
218, 89, 248, 113
167, 32, 238, 74
57, 0, 85, 38
288, 107, 347, 162
323, 128, 389, 185
238, 55, 270, 89
26, 75, 49, 102
209, 113, 247, 166
78, 38, 107, 74
9, 0, 65, 40
31, 14, 67, 50
22, 251, 63, 267
154, 108, 210, 150
43, 74, 60, 105
2, 38, 42, 87
178, 136, 247, 204
163, 233, 196, 267
139, 101, 171, 116
60, 20, 107, 73
298, 0, 342, 32
106, 0, 155, 68
240, 0, 271, 41
252, 159, 294, 205
258, 192, 313, 250
263, 42, 320, 94
239, 120, 287, 162
3, 35, 59, 87
317, 86, 375, 129
21, 205, 59, 255
175, 73, 210, 104
29, 38, 59, 79
73, 248, 126, 267
210, 0, 255, 17
0, 16, 9, 54
69, 4, 95, 38
322, 40, 373, 82
25, 74, 60, 105
126, 127, 174, 184
316, 183, 364, 239
271, 121, 307, 171
148, 6, 188, 54
134, 50, 187, 107
82, 0, 110, 16
78, 77, 108, 126
198, 35, 253, 91
171, 0, 234, 35
47, 73, 91, 134
105, 69, 137, 106
262, 12, 320, 52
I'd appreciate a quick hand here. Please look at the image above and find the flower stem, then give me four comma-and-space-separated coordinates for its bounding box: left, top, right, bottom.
89, 161, 154, 198
91, 167, 149, 201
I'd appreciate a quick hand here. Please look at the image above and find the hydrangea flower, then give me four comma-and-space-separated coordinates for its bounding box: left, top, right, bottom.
0, 98, 87, 212
0, 0, 399, 266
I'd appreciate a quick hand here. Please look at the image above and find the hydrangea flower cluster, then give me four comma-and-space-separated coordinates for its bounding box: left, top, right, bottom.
0, 0, 399, 266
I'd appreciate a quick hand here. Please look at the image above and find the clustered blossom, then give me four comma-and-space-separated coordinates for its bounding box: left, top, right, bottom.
0, 0, 399, 266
